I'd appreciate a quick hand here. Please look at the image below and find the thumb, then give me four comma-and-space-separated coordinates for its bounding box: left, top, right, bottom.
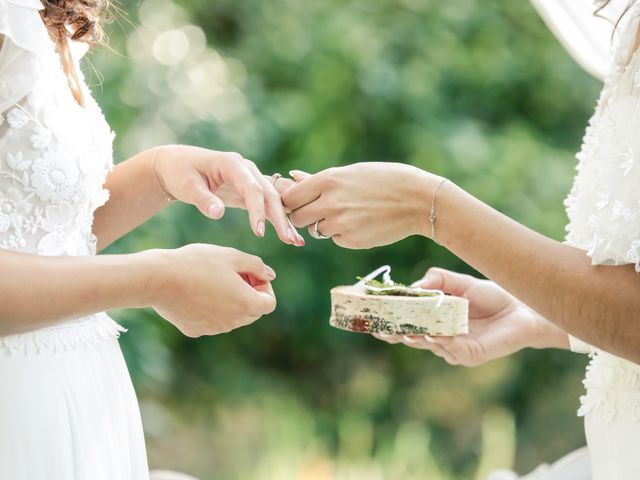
289, 170, 311, 182
182, 176, 226, 219
233, 252, 277, 283
412, 267, 475, 296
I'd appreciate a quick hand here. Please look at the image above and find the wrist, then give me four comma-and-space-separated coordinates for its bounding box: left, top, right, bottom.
127, 249, 171, 309
528, 309, 570, 350
408, 170, 449, 240
151, 146, 178, 203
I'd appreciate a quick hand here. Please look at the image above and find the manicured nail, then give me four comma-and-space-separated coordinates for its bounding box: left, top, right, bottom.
287, 227, 297, 243
265, 266, 276, 279
257, 220, 265, 237
403, 335, 418, 344
289, 170, 310, 179
296, 233, 305, 246
413, 273, 435, 288
208, 203, 222, 218
424, 335, 437, 344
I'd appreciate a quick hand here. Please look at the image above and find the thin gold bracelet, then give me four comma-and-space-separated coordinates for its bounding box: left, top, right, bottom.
429, 177, 449, 246
151, 148, 176, 202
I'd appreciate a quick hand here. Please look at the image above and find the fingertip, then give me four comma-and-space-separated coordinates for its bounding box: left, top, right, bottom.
207, 201, 225, 219
265, 265, 276, 280
289, 170, 311, 181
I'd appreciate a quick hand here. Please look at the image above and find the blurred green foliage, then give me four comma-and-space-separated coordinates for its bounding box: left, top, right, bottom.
89, 0, 599, 478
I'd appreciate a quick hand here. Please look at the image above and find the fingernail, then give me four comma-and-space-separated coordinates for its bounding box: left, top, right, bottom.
287, 227, 297, 243
403, 335, 418, 344
208, 203, 222, 218
413, 273, 435, 288
289, 170, 310, 179
296, 233, 305, 246
265, 266, 276, 279
257, 220, 265, 237
424, 335, 437, 344
378, 333, 390, 338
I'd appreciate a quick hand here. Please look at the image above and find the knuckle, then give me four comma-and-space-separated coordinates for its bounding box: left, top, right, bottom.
249, 181, 264, 193
181, 176, 200, 191
248, 254, 264, 267
290, 213, 306, 228
226, 152, 244, 163
182, 326, 201, 338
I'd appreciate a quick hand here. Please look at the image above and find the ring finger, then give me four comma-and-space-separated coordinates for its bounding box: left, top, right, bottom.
308, 218, 333, 239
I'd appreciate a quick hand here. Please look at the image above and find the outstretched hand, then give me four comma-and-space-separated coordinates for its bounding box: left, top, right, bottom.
281, 163, 438, 249
372, 268, 569, 366
154, 146, 304, 246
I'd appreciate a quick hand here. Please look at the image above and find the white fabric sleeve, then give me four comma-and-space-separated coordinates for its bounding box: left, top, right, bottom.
0, 0, 50, 112
530, 0, 615, 81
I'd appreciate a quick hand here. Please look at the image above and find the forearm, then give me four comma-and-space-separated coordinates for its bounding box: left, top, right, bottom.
93, 147, 172, 251
425, 179, 640, 362
0, 249, 153, 335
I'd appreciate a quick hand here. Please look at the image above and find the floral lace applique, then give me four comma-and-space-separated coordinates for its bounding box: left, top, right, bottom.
0, 17, 120, 349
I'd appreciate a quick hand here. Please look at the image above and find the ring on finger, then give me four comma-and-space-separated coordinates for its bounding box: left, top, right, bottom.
271, 173, 283, 188
312, 220, 331, 240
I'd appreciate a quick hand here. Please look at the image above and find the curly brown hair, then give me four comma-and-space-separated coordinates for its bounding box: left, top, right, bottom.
39, 0, 110, 45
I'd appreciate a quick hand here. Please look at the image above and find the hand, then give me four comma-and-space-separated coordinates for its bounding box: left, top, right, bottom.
146, 244, 278, 337
373, 268, 569, 366
154, 145, 304, 246
281, 162, 437, 249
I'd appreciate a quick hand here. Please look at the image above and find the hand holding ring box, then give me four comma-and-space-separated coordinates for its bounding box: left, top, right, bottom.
330, 266, 469, 336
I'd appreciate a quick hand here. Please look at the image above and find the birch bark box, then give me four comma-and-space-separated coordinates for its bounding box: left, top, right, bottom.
330, 283, 469, 336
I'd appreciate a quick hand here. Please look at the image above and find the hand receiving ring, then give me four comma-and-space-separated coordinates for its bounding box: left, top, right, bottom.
271, 173, 283, 187
312, 220, 331, 240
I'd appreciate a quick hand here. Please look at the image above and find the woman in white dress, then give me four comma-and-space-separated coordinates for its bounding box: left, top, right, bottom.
0, 0, 305, 478
282, 1, 640, 478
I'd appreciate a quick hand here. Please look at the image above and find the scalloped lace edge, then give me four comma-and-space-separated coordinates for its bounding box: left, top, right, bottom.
0, 314, 126, 355
577, 350, 640, 423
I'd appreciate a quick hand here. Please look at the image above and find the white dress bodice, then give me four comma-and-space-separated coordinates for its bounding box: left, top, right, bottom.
559, 3, 640, 479
0, 0, 124, 352
0, 4, 148, 478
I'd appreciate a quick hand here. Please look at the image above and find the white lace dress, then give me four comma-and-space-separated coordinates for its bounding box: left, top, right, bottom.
0, 1, 149, 478
562, 5, 640, 478
531, 2, 640, 479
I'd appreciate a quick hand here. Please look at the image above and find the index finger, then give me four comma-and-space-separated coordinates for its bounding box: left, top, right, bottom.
219, 153, 266, 237
281, 174, 324, 211
237, 277, 277, 318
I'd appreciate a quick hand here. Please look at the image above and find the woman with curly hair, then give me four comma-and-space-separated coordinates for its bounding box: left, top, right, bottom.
0, 1, 304, 478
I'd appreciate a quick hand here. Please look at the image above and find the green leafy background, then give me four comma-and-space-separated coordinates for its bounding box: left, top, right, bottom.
90, 0, 599, 478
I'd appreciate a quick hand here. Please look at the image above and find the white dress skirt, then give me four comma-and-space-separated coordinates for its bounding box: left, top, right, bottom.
0, 316, 148, 479
0, 0, 149, 477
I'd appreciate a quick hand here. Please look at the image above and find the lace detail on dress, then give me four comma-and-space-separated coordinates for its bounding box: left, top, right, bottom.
0, 313, 126, 354
564, 5, 640, 272
0, 2, 122, 348
563, 3, 640, 424
577, 351, 640, 423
